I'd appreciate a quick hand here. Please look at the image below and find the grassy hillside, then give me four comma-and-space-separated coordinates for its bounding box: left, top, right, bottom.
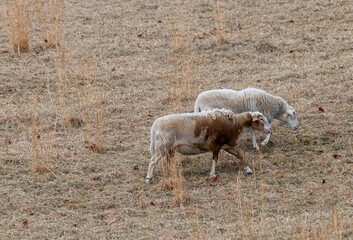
0, 0, 352, 239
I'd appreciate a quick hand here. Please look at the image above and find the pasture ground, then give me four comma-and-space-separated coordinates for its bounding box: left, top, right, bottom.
0, 0, 352, 239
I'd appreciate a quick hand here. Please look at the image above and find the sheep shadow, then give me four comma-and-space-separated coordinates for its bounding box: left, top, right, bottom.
181, 153, 243, 178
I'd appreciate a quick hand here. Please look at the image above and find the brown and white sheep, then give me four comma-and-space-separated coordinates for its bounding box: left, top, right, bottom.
194, 88, 298, 150
146, 109, 272, 183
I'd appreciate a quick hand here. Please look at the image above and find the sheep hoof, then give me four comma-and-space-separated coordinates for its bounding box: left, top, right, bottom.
253, 144, 260, 151
244, 167, 253, 175
211, 175, 218, 182
145, 177, 151, 184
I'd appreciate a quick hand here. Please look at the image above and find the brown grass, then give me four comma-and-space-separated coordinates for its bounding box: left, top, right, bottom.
34, 0, 65, 49
168, 10, 188, 53
30, 103, 52, 174
170, 160, 189, 207
164, 55, 195, 112
159, 152, 190, 206
1, 0, 353, 238
0, 149, 2, 171
189, 201, 206, 239
211, 0, 229, 45
54, 46, 74, 125
54, 46, 105, 152
80, 59, 105, 153
1, 0, 32, 53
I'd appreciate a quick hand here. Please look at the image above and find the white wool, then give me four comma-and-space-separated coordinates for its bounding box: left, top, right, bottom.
194, 88, 288, 123
194, 88, 298, 150
149, 108, 236, 156
146, 109, 270, 181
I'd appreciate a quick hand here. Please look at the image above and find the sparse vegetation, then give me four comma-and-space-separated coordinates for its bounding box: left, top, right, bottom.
164, 54, 196, 112
159, 153, 189, 206
1, 0, 32, 53
0, 0, 352, 239
30, 103, 52, 174
211, 0, 229, 44
0, 149, 2, 171
34, 0, 65, 49
55, 46, 105, 152
165, 8, 196, 112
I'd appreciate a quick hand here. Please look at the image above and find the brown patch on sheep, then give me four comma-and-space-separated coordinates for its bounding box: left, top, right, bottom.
194, 112, 253, 149
250, 113, 266, 131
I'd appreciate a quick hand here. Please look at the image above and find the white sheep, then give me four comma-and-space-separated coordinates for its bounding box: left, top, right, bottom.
146, 109, 272, 183
194, 88, 298, 150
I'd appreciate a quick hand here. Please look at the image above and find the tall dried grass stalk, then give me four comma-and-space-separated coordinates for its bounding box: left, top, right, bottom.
258, 151, 269, 240
34, 0, 65, 48
236, 173, 247, 238
30, 106, 40, 172
164, 54, 195, 113
212, 0, 229, 44
181, 55, 194, 99
84, 102, 104, 153
236, 172, 255, 239
158, 146, 189, 206
168, 10, 187, 53
171, 157, 189, 206
189, 202, 206, 239
55, 46, 74, 125
164, 7, 196, 112
245, 201, 255, 240
79, 59, 105, 153
30, 104, 52, 174
2, 0, 32, 53
0, 149, 2, 171
296, 194, 343, 240
54, 46, 105, 152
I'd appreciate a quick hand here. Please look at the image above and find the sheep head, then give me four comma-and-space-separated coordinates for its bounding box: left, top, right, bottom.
250, 112, 272, 133
279, 106, 298, 133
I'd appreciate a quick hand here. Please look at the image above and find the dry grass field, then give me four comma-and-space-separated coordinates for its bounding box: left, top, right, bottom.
1, 0, 352, 239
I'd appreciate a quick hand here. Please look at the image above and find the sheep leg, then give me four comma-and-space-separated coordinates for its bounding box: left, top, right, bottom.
146, 154, 162, 183
251, 130, 260, 151
210, 149, 220, 178
261, 132, 272, 146
225, 148, 253, 175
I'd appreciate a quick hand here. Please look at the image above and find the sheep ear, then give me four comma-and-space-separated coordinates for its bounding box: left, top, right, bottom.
286, 109, 293, 115
251, 113, 259, 122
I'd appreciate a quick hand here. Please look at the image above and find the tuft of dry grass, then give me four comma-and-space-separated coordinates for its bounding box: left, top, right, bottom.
30, 103, 52, 174
79, 59, 105, 153
168, 10, 188, 53
256, 40, 280, 53
170, 158, 189, 206
54, 46, 105, 153
34, 0, 65, 49
164, 7, 196, 113
0, 148, 2, 171
1, 0, 32, 53
297, 206, 344, 240
189, 201, 206, 239
211, 0, 229, 45
164, 54, 195, 113
159, 153, 189, 206
85, 102, 105, 154
54, 46, 76, 125
236, 171, 247, 238
164, 53, 196, 113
